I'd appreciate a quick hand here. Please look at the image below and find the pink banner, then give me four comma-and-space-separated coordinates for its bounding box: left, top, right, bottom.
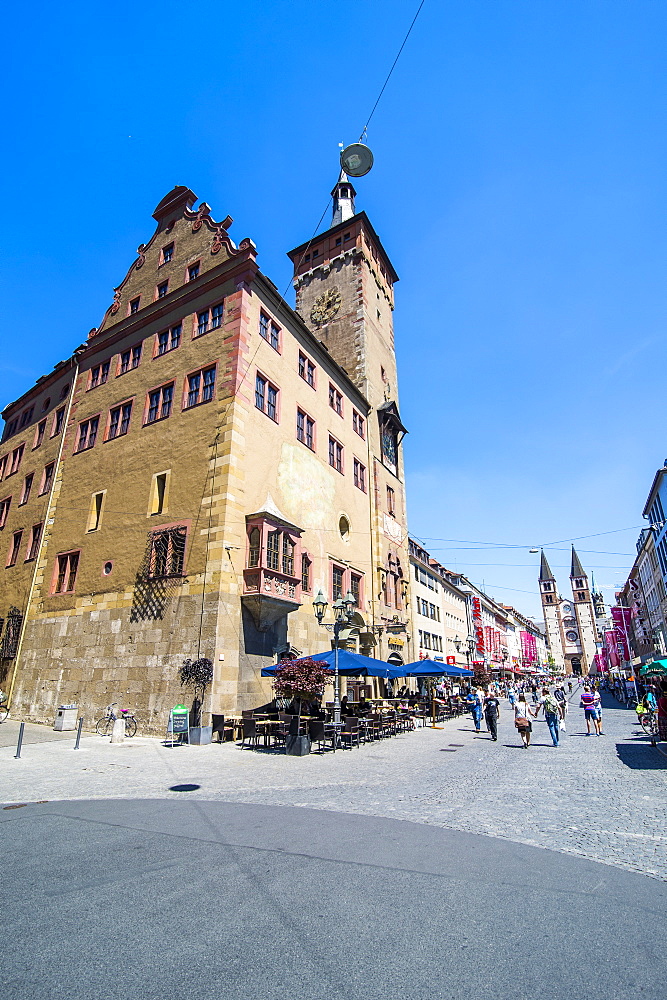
604, 629, 620, 668
520, 631, 537, 663
611, 606, 632, 660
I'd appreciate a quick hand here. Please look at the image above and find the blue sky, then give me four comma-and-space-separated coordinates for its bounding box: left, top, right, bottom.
1, 0, 665, 618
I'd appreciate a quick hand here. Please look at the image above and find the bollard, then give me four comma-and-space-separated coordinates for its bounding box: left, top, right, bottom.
73, 716, 84, 750
110, 716, 125, 744
15, 722, 25, 759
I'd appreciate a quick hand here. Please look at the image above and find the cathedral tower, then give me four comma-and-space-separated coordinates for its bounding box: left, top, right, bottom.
539, 551, 565, 671
570, 547, 598, 672
287, 174, 410, 661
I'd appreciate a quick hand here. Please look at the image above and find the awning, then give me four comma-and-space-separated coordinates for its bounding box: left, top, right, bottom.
639, 659, 667, 677
261, 649, 401, 679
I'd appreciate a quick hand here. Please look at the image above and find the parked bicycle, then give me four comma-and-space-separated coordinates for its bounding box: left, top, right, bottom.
95, 703, 137, 738
639, 708, 658, 739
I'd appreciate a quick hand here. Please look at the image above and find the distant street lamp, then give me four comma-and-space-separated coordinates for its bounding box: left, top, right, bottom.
454, 634, 476, 671
313, 589, 357, 725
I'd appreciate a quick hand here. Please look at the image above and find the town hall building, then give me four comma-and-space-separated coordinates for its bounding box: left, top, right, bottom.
0, 172, 411, 730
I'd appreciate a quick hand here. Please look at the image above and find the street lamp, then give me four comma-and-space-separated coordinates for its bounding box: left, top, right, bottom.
454, 634, 475, 670
313, 588, 356, 725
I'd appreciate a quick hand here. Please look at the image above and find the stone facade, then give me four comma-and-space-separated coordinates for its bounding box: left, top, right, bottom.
0, 183, 411, 731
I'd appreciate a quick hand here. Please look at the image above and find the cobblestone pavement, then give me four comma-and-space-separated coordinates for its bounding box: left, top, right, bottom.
2, 690, 666, 879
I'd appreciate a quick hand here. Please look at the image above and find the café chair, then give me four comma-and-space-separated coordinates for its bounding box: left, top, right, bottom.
340, 717, 360, 749
241, 718, 260, 749
308, 719, 336, 753
211, 714, 234, 743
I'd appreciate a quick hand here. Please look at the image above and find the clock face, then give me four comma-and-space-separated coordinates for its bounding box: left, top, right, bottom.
382, 427, 397, 467
565, 630, 579, 642
310, 287, 341, 326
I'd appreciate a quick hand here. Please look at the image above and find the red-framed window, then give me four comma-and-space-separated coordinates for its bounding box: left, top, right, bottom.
155, 324, 181, 357
51, 407, 65, 437
296, 408, 315, 450
184, 366, 216, 409
118, 343, 142, 376
19, 473, 33, 506
328, 436, 343, 474
8, 445, 24, 477
89, 361, 110, 389
196, 301, 224, 338
298, 352, 316, 388
33, 419, 46, 449
0, 455, 7, 480
129, 296, 140, 315
0, 496, 10, 529
161, 242, 174, 265
25, 522, 43, 561
145, 383, 174, 425
187, 261, 200, 282
329, 384, 343, 416
75, 416, 100, 453
146, 524, 187, 579
255, 373, 279, 422
52, 550, 80, 593
259, 312, 281, 352
106, 400, 133, 441
352, 409, 365, 439
39, 462, 55, 496
7, 530, 22, 567
301, 553, 312, 592
156, 280, 169, 299
353, 459, 366, 492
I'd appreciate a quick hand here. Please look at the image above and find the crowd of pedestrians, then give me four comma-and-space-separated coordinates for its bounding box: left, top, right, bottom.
459, 672, 667, 749
462, 677, 593, 749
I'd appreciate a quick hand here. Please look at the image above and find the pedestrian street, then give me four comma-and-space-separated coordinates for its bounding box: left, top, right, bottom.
2, 688, 665, 881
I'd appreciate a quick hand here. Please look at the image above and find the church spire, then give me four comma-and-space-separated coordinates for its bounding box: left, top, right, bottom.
331, 170, 356, 227
570, 547, 586, 579
539, 549, 555, 581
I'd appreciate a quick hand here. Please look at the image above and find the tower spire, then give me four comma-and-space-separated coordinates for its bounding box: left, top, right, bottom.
539, 549, 555, 581
331, 170, 356, 226
570, 546, 586, 579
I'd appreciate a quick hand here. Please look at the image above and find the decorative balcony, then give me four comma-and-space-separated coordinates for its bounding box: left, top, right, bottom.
241, 497, 303, 631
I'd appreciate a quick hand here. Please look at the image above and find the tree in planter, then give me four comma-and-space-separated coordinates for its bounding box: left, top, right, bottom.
472, 667, 491, 690
273, 658, 333, 737
179, 657, 214, 728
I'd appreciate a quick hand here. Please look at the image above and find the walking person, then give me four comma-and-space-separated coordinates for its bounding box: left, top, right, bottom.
468, 687, 484, 733
514, 693, 534, 748
535, 687, 562, 747
580, 685, 601, 736
507, 685, 516, 707
554, 683, 567, 721
483, 689, 501, 741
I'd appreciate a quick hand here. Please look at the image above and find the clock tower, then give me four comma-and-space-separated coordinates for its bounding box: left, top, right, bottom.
287, 174, 411, 663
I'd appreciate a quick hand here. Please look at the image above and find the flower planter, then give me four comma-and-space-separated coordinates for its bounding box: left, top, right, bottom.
285, 733, 311, 756
189, 726, 212, 746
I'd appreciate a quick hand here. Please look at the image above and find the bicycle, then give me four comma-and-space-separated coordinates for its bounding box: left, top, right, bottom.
0, 698, 8, 723
95, 703, 137, 738
639, 709, 658, 739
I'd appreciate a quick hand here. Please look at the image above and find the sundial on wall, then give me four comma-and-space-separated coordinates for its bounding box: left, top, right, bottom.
310, 287, 341, 326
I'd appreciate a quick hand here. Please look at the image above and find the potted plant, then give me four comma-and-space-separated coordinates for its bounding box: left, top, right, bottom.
273, 658, 332, 756
179, 657, 214, 745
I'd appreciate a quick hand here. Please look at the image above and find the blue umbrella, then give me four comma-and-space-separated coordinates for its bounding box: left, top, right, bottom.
396, 659, 474, 678
261, 649, 401, 678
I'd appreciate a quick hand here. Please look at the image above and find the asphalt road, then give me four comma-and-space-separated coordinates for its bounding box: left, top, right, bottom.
2, 798, 665, 1000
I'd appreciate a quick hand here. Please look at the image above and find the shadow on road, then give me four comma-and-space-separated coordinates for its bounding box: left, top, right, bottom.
616, 742, 667, 770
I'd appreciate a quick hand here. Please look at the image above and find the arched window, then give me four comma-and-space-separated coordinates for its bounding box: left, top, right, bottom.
248, 528, 260, 567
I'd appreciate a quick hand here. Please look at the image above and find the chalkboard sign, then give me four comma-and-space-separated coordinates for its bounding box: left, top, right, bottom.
166, 705, 190, 744
171, 711, 189, 734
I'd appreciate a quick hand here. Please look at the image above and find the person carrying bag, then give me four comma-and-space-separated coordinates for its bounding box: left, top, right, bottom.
513, 693, 534, 748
